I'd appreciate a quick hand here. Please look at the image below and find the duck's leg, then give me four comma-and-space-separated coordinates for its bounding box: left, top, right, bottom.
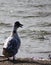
13, 56, 15, 61
7, 57, 10, 61
8, 58, 9, 60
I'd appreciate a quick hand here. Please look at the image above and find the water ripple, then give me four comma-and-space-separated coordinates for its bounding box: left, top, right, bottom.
37, 22, 51, 27
0, 22, 12, 27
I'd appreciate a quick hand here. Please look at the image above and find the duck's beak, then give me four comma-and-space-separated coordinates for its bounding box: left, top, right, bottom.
20, 24, 23, 28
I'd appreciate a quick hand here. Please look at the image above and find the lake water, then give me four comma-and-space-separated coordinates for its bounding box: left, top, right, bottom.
0, 0, 51, 59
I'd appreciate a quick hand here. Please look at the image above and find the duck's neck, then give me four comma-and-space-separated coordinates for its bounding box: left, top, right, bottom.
12, 26, 18, 35
11, 26, 20, 43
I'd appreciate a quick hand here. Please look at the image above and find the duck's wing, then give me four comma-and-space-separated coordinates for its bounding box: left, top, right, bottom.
3, 37, 20, 57
6, 37, 20, 51
3, 36, 12, 48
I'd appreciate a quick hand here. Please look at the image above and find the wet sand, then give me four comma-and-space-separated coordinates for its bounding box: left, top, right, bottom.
0, 56, 51, 65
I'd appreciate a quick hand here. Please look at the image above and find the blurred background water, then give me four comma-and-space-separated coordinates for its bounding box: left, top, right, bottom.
0, 0, 51, 59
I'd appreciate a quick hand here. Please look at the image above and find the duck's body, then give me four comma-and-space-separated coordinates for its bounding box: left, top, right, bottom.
3, 21, 23, 60
3, 33, 21, 57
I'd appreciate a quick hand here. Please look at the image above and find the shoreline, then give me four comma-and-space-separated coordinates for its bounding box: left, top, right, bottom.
0, 56, 51, 65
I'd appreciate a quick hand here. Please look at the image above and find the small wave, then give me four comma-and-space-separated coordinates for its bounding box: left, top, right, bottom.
34, 4, 51, 7
37, 22, 51, 27
37, 51, 51, 53
28, 4, 47, 8
38, 12, 51, 17
0, 43, 4, 45
27, 4, 51, 8
10, 12, 51, 18
0, 22, 12, 27
23, 12, 51, 18
23, 15, 40, 18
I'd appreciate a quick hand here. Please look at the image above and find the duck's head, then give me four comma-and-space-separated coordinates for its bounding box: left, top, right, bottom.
14, 21, 23, 28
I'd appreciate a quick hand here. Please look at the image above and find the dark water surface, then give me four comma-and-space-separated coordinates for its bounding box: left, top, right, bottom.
0, 0, 51, 59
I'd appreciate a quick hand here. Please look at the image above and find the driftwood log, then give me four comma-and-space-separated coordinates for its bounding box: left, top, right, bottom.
0, 56, 51, 65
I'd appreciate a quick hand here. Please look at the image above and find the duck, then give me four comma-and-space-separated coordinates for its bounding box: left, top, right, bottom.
2, 21, 23, 60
